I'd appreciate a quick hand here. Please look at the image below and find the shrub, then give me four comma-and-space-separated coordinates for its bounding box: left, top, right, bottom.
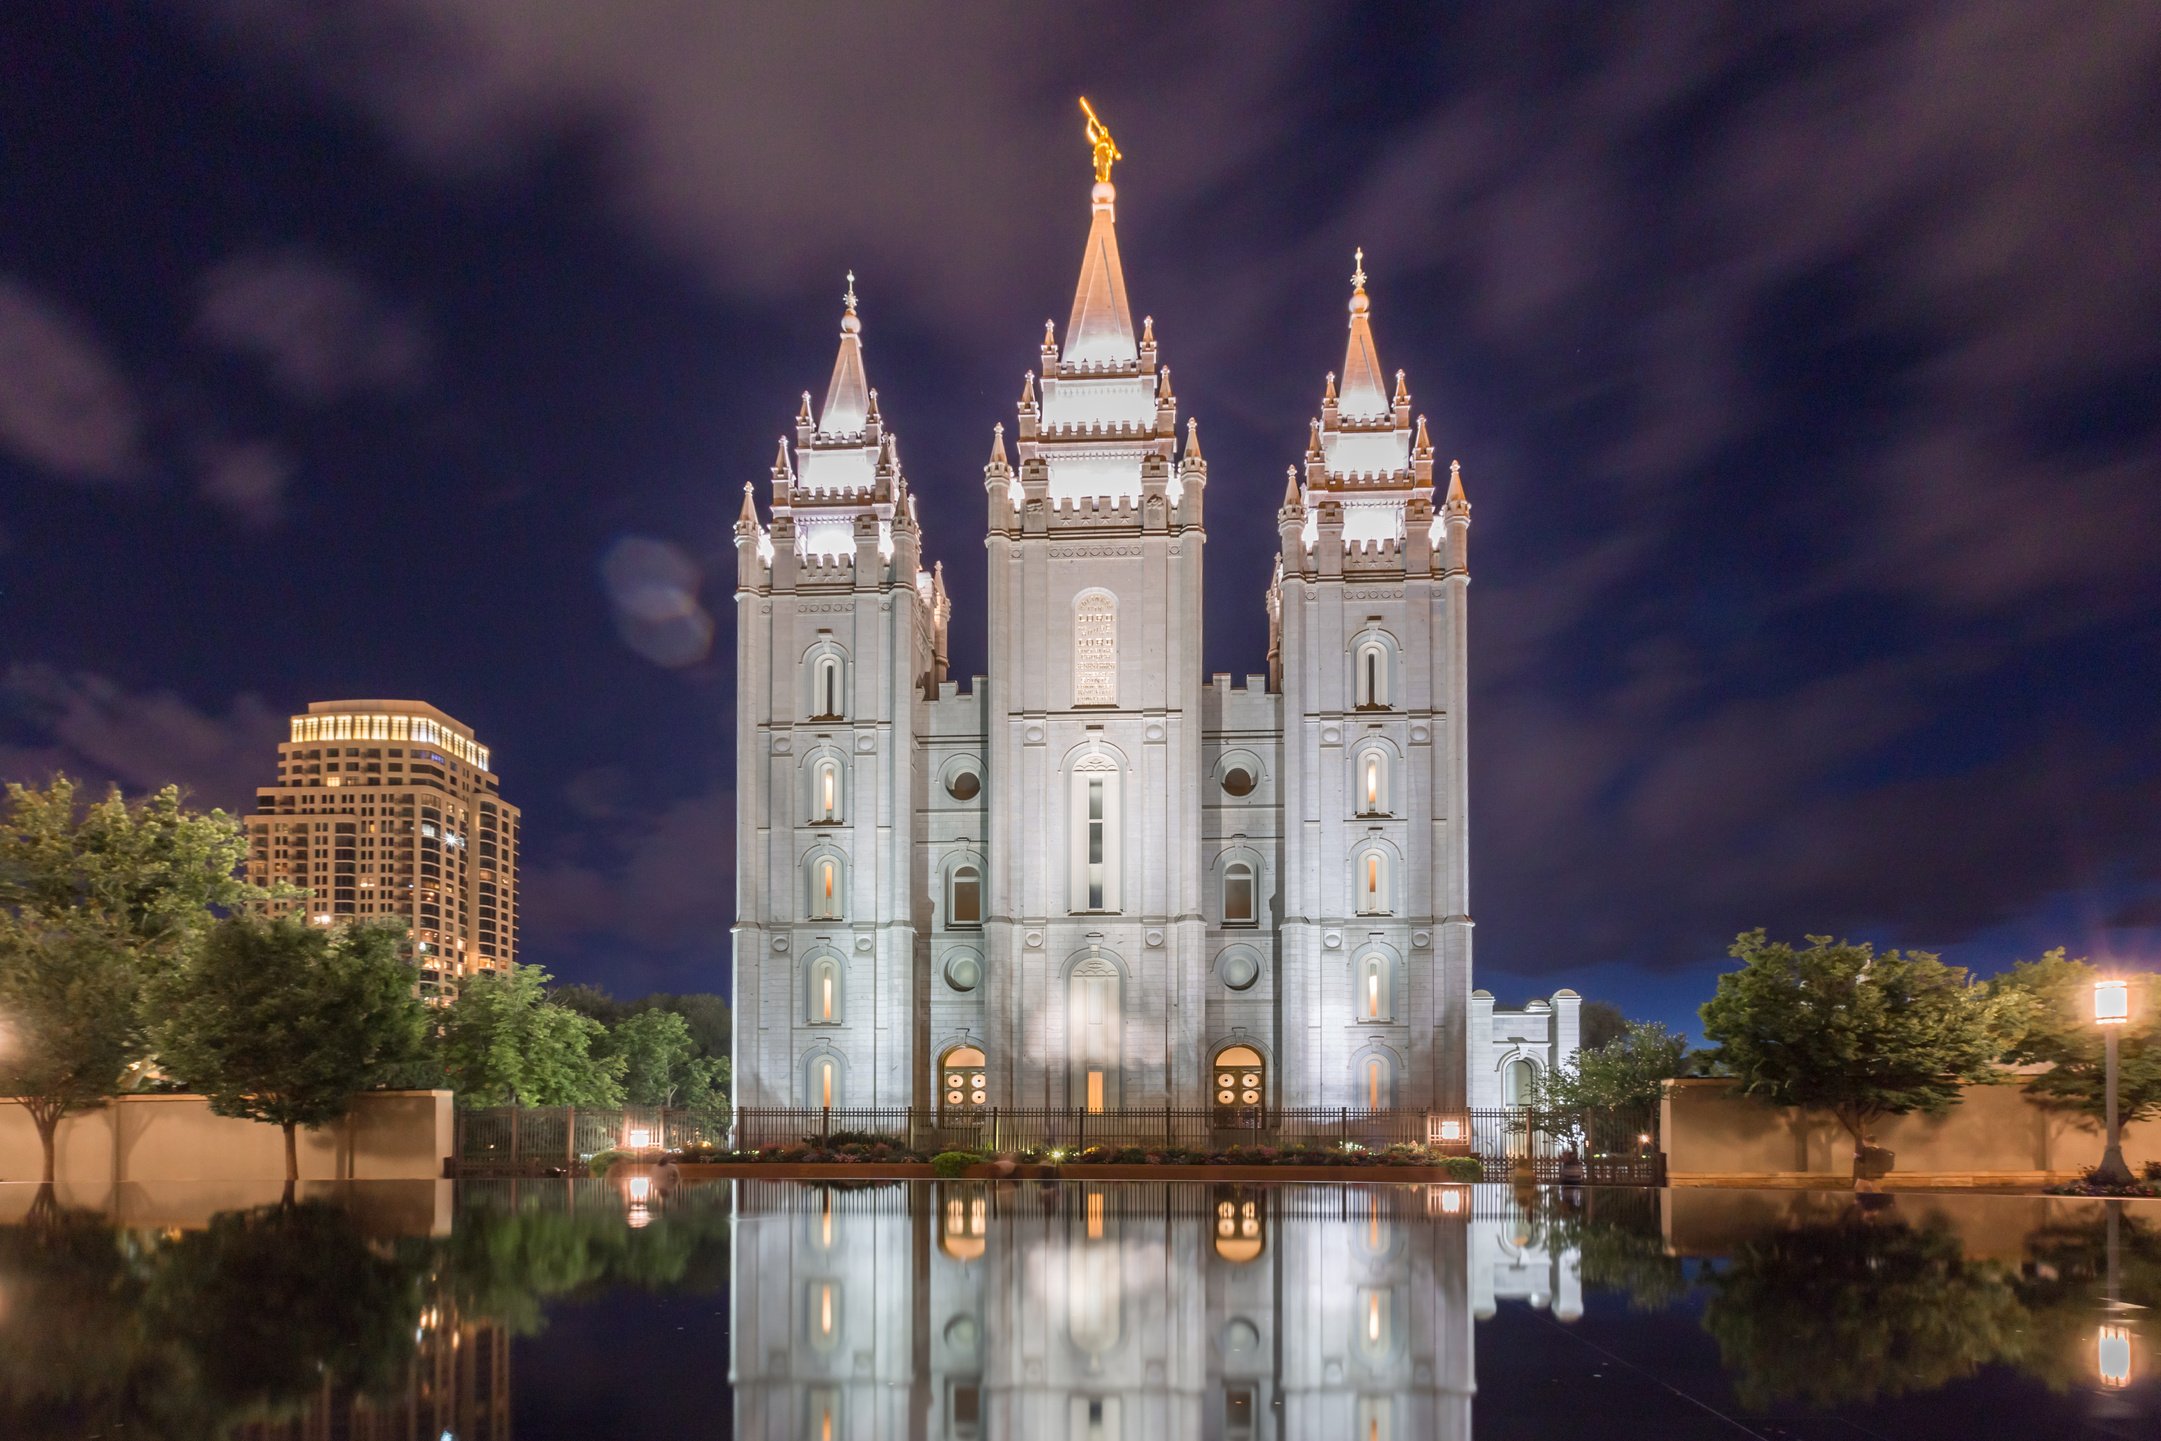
931, 1150, 983, 1177
1434, 1156, 1483, 1182
587, 1148, 627, 1178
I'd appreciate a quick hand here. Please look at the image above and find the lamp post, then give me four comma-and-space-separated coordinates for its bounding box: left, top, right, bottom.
2092, 978, 2134, 1188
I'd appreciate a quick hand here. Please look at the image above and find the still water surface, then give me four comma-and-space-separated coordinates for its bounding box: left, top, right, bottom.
0, 1178, 2153, 1439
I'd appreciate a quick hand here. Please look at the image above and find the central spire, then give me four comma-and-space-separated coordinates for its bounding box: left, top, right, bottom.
1338, 247, 1388, 419
1063, 99, 1137, 366
818, 271, 870, 434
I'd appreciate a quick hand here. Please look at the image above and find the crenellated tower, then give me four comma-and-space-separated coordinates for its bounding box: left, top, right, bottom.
1269, 252, 1472, 1110
976, 122, 1212, 1112
732, 278, 946, 1109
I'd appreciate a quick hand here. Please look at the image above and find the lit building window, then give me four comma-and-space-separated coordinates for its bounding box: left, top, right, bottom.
809, 956, 842, 1024
1222, 861, 1256, 925
1354, 640, 1391, 709
812, 759, 841, 823
809, 855, 843, 919
811, 654, 845, 719
1361, 954, 1391, 1020
1355, 850, 1389, 914
1070, 759, 1120, 912
949, 864, 982, 927
942, 1046, 989, 1111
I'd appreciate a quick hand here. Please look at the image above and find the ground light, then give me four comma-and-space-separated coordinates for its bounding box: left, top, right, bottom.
2097, 1325, 2132, 1388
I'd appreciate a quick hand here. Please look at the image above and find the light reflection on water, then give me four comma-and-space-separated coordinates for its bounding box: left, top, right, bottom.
0, 1179, 2155, 1439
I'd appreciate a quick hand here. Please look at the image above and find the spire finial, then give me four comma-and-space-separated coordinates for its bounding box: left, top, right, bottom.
1350, 247, 1370, 317
1079, 97, 1120, 186
1184, 415, 1203, 464
1445, 457, 1469, 510
840, 270, 861, 335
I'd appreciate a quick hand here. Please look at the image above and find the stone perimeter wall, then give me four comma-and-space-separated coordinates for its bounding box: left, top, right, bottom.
1664, 1076, 2156, 1183
0, 1090, 454, 1185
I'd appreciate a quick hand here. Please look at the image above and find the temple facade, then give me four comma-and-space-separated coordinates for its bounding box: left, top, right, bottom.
731, 130, 1576, 1118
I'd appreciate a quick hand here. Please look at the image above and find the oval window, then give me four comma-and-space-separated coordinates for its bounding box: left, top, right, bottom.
946, 769, 981, 800
944, 954, 983, 992
1220, 951, 1259, 991
1221, 766, 1256, 797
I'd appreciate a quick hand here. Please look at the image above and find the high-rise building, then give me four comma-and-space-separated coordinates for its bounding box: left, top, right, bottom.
245, 699, 519, 1000
729, 116, 1578, 1115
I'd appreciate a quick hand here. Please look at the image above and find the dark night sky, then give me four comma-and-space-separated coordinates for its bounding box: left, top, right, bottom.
3, 3, 2158, 1038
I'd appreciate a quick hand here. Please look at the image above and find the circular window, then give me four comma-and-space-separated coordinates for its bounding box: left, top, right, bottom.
1220, 951, 1260, 991
945, 1315, 980, 1353
1224, 1318, 1261, 1354
1221, 766, 1256, 797
943, 954, 983, 991
946, 769, 981, 800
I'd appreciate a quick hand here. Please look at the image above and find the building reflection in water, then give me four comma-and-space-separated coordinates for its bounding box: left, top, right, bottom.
225, 1300, 511, 1441
731, 1180, 1580, 1439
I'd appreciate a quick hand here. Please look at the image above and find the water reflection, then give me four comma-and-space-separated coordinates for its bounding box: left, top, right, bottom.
733, 1180, 1579, 1440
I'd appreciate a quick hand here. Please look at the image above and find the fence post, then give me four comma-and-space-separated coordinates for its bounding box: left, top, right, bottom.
1164, 1101, 1171, 1151
566, 1105, 577, 1171
1340, 1106, 1348, 1149
905, 1105, 914, 1154
990, 1106, 1000, 1153
510, 1105, 521, 1168
1078, 1106, 1087, 1154
822, 1105, 830, 1142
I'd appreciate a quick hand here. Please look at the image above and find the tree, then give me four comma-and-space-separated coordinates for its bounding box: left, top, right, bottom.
0, 778, 256, 1183
437, 963, 624, 1107
1535, 1020, 1688, 1115
601, 1008, 723, 1107
1577, 1000, 1630, 1053
1699, 929, 1998, 1180
1989, 949, 2161, 1126
152, 917, 430, 1183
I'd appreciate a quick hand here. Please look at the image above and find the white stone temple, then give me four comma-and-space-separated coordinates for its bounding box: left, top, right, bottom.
731, 119, 1578, 1118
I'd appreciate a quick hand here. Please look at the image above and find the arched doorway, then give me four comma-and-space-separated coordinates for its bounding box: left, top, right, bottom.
941, 1046, 989, 1117
1213, 1045, 1266, 1128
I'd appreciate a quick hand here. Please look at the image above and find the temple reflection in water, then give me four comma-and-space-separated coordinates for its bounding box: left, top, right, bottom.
730, 1180, 1579, 1439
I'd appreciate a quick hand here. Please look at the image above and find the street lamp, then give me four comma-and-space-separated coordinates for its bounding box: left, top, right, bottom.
2093, 979, 2135, 1188
2097, 1324, 2132, 1389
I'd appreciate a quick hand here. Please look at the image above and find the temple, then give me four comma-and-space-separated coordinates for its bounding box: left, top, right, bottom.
732, 111, 1577, 1120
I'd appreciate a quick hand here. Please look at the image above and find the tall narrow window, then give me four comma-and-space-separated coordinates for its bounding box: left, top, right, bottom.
1086, 1069, 1105, 1114
1357, 851, 1387, 914
1355, 641, 1390, 709
1087, 779, 1105, 909
1365, 956, 1382, 1019
810, 856, 842, 919
1362, 755, 1384, 814
814, 760, 839, 823
819, 1059, 836, 1108
821, 969, 835, 1021
1367, 1058, 1383, 1108
949, 864, 982, 927
1223, 861, 1256, 925
813, 655, 843, 719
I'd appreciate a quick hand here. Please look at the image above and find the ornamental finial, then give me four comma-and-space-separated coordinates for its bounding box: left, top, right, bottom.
843, 270, 857, 312
1352, 247, 1367, 294
1079, 97, 1120, 185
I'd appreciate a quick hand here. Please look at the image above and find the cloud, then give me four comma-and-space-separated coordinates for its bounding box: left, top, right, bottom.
0, 277, 146, 482
193, 436, 296, 527
197, 250, 431, 402
0, 665, 284, 814
520, 786, 735, 958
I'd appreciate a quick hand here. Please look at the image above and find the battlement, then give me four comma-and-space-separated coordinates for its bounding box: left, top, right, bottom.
1037, 417, 1167, 442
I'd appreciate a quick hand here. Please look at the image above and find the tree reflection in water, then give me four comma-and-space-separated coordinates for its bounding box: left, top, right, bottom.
0, 1177, 736, 1440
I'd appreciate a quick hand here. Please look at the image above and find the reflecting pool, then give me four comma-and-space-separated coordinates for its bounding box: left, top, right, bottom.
0, 1179, 2155, 1438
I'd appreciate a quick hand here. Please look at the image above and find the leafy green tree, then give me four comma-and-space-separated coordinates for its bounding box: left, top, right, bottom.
151, 917, 431, 1183
1699, 929, 1998, 1178
0, 777, 256, 1182
639, 990, 731, 1057
1702, 1215, 2029, 1408
1536, 1020, 1688, 1114
1989, 950, 2161, 1125
438, 963, 624, 1107
551, 982, 628, 1027
602, 1008, 725, 1107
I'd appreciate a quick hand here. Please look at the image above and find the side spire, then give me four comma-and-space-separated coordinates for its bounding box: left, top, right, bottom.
1338, 246, 1388, 419
1064, 100, 1137, 365
818, 270, 870, 434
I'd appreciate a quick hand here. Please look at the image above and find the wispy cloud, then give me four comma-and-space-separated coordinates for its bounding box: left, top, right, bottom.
0, 277, 146, 483
192, 436, 296, 527
0, 665, 283, 813
197, 250, 431, 402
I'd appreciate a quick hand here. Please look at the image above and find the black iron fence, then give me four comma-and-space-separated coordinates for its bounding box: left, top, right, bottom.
453, 1102, 1663, 1184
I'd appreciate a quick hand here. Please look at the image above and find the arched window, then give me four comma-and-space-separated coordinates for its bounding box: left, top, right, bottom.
808, 955, 842, 1025
811, 653, 845, 720
1359, 1051, 1395, 1109
1354, 639, 1391, 709
948, 863, 982, 928
1359, 953, 1392, 1021
811, 758, 842, 824
1355, 849, 1390, 914
1358, 751, 1389, 816
1222, 861, 1256, 926
808, 854, 844, 920
941, 1045, 989, 1113
1070, 756, 1120, 913
807, 1053, 842, 1109
1504, 1057, 1537, 1108
1069, 958, 1120, 1112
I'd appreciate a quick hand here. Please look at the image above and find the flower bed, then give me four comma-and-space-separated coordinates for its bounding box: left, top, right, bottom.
2043, 1162, 2161, 1198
